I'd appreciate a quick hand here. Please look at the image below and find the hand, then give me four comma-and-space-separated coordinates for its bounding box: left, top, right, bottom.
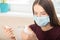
21, 26, 38, 40
3, 26, 16, 40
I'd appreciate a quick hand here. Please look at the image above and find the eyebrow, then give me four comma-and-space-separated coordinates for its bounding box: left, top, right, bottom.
34, 10, 45, 13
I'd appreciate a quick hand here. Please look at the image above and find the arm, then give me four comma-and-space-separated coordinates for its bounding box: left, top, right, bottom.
21, 26, 38, 40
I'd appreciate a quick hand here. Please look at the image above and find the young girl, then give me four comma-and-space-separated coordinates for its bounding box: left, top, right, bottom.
21, 0, 60, 40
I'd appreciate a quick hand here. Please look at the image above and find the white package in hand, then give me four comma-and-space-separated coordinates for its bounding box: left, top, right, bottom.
24, 25, 32, 34
14, 27, 22, 40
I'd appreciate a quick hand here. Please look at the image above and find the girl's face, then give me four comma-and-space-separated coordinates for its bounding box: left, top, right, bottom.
34, 4, 48, 17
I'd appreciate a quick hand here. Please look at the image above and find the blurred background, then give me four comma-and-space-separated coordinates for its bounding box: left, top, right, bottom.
0, 0, 60, 40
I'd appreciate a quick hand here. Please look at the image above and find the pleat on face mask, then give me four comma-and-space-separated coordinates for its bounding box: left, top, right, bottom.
33, 15, 50, 27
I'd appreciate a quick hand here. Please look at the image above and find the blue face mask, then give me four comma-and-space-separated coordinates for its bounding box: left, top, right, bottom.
33, 15, 50, 27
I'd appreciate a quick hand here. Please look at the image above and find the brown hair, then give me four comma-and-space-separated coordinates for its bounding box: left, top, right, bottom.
32, 0, 60, 27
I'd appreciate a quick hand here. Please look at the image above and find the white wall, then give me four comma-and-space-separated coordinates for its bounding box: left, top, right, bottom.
0, 0, 35, 17
0, 0, 60, 17
7, 0, 34, 13
8, 0, 60, 17
52, 0, 60, 17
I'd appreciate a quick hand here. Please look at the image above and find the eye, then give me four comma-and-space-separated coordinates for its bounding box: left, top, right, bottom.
41, 12, 47, 15
42, 13, 46, 15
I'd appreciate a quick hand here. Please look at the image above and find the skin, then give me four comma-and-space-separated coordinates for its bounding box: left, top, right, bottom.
34, 4, 53, 31
3, 25, 38, 40
21, 26, 38, 40
3, 26, 16, 40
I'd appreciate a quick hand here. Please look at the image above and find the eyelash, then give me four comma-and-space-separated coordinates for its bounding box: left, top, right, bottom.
34, 12, 47, 15
41, 12, 46, 15
42, 13, 45, 15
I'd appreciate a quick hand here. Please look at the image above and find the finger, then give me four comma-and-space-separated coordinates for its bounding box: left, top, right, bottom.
3, 25, 11, 29
4, 27, 13, 33
9, 33, 15, 38
6, 31, 15, 38
4, 28, 14, 36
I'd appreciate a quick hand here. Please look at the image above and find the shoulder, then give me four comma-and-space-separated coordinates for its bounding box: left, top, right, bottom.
53, 26, 60, 34
56, 29, 60, 40
54, 26, 60, 37
29, 24, 37, 30
28, 24, 42, 33
28, 24, 38, 33
29, 24, 36, 27
56, 26, 60, 31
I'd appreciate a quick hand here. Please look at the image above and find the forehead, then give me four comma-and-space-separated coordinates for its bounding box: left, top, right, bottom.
34, 4, 45, 12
